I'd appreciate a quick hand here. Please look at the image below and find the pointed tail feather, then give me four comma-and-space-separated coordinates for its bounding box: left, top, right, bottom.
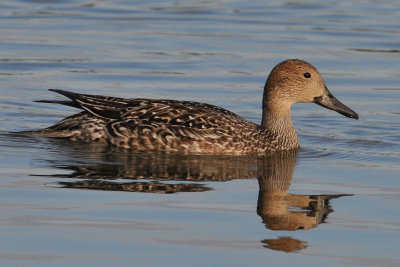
39, 89, 127, 119
35, 99, 79, 108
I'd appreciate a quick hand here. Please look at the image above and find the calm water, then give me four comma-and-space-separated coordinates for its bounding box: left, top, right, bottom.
1, 0, 399, 266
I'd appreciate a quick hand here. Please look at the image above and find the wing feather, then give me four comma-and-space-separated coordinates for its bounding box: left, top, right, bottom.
47, 89, 129, 119
42, 89, 255, 132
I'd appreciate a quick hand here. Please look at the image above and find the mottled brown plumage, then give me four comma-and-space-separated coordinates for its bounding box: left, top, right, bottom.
27, 59, 359, 155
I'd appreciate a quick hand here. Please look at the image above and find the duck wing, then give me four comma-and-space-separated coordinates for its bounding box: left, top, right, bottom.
36, 90, 258, 151
42, 89, 251, 129
121, 99, 247, 130
107, 99, 255, 151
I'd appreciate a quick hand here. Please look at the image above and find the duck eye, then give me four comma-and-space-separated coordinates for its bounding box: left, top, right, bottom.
303, 72, 311, 78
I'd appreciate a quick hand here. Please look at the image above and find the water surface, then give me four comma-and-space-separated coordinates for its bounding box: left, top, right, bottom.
0, 0, 399, 266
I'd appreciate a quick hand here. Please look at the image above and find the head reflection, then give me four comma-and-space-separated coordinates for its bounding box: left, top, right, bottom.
257, 151, 350, 231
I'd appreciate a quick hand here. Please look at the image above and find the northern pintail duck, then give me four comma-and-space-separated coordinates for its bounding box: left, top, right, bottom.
29, 59, 358, 155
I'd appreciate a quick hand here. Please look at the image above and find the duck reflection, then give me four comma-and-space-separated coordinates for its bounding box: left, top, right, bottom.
38, 143, 350, 252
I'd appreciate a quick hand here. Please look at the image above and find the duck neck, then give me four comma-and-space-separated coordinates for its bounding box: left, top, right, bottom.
261, 105, 299, 148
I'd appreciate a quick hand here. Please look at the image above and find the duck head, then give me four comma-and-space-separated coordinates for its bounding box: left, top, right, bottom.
263, 59, 359, 120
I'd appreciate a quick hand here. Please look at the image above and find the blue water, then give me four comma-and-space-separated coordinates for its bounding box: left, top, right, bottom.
0, 0, 399, 266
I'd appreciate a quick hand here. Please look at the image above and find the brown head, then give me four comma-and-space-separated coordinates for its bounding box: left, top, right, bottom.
262, 59, 359, 120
